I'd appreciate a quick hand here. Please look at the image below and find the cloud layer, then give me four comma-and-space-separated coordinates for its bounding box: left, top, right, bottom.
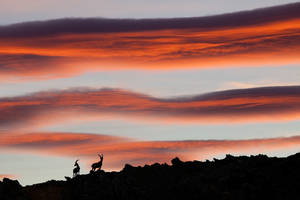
1, 86, 300, 130
1, 3, 300, 80
1, 132, 300, 170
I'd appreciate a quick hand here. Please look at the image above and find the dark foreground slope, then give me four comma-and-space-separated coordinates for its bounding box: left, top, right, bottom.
1, 153, 300, 200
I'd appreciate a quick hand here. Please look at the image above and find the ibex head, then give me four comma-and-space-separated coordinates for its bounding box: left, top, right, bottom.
74, 159, 79, 166
98, 154, 103, 159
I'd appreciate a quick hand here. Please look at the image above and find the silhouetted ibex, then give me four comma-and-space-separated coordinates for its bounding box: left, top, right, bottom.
73, 160, 80, 177
91, 154, 104, 172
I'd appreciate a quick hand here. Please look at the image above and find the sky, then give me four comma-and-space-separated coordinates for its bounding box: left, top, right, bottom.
1, 1, 300, 185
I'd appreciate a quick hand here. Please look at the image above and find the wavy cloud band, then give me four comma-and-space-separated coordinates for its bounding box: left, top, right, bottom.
1, 86, 300, 130
1, 132, 300, 169
1, 3, 300, 80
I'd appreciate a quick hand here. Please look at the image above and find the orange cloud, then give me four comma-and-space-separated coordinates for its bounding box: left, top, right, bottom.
1, 132, 300, 170
0, 174, 17, 180
0, 132, 127, 148
0, 3, 300, 80
1, 86, 300, 130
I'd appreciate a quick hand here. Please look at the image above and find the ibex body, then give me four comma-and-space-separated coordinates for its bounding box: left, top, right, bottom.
91, 154, 104, 172
73, 160, 80, 177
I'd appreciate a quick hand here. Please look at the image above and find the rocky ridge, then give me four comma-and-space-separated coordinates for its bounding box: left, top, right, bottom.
1, 153, 300, 200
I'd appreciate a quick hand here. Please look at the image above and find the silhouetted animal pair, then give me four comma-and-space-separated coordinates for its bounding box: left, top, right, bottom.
72, 154, 104, 177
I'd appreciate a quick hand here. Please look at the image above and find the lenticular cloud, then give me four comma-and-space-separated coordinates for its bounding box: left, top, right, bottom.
1, 3, 300, 80
1, 86, 300, 130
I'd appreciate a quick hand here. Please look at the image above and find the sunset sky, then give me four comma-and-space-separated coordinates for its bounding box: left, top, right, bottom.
1, 1, 300, 185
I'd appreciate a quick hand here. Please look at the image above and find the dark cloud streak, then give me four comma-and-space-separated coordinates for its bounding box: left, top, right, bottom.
1, 2, 300, 38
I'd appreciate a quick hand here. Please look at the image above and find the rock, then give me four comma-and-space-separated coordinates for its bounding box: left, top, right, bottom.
171, 157, 183, 166
0, 178, 27, 200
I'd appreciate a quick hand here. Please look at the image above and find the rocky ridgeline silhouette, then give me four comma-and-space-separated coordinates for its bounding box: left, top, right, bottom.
1, 153, 300, 200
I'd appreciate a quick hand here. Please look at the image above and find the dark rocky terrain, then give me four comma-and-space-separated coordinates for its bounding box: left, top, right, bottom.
1, 153, 300, 200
